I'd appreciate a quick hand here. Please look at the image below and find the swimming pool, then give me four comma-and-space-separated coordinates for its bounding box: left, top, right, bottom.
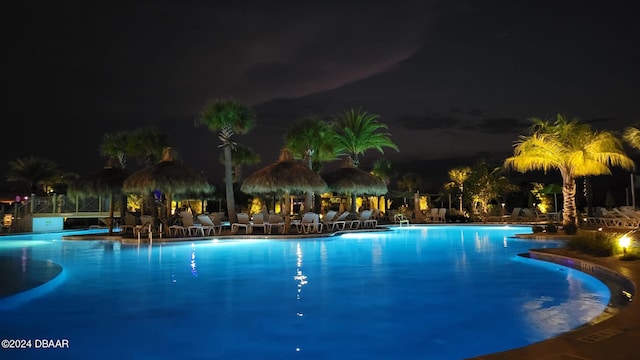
0, 225, 610, 359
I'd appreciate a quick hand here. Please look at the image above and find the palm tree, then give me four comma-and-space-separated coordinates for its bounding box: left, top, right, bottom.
623, 125, 640, 150
371, 158, 397, 216
198, 99, 255, 223
445, 166, 471, 213
7, 156, 61, 195
332, 108, 399, 167
100, 131, 131, 169
285, 117, 339, 210
129, 127, 171, 166
219, 144, 261, 183
504, 114, 635, 228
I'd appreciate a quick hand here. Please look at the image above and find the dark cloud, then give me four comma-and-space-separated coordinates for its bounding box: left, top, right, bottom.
2, 0, 639, 187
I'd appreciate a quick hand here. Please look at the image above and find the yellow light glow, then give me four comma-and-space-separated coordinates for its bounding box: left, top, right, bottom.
619, 235, 631, 249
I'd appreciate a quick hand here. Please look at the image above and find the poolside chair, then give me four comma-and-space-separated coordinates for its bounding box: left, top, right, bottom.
119, 213, 137, 235
170, 212, 205, 237
426, 208, 439, 223
520, 208, 546, 224
434, 208, 447, 223
320, 210, 338, 230
295, 212, 323, 234
197, 214, 220, 235
266, 213, 285, 234
358, 209, 378, 228
206, 213, 224, 235
231, 213, 251, 234
504, 207, 523, 223
325, 211, 350, 231
249, 213, 267, 234
135, 215, 156, 240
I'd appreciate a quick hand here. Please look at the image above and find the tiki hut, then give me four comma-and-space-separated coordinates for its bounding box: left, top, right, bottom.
241, 148, 327, 232
123, 147, 214, 225
322, 156, 387, 213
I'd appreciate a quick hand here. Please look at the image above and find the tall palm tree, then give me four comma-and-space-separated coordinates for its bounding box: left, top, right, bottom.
219, 144, 261, 183
7, 156, 61, 195
445, 166, 471, 212
332, 108, 399, 167
371, 158, 396, 216
504, 114, 635, 228
198, 99, 255, 223
285, 117, 339, 210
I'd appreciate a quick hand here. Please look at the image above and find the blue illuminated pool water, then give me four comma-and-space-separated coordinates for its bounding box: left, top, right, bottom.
0, 226, 610, 359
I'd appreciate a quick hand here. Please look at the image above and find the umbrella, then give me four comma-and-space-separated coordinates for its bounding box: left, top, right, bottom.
322, 157, 387, 213
540, 183, 563, 213
123, 147, 214, 224
68, 159, 128, 235
241, 149, 327, 232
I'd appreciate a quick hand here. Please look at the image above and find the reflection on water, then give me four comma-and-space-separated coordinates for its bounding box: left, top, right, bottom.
293, 242, 308, 353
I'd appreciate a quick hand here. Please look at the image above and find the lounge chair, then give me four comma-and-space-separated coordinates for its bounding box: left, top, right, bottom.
231, 213, 251, 234
501, 207, 523, 223
135, 215, 156, 239
249, 213, 267, 234
520, 208, 546, 223
321, 210, 338, 230
426, 208, 439, 223
197, 214, 220, 235
118, 213, 138, 235
266, 214, 285, 234
170, 212, 204, 237
358, 209, 378, 228
294, 212, 323, 234
325, 211, 350, 231
431, 208, 446, 223
207, 213, 225, 234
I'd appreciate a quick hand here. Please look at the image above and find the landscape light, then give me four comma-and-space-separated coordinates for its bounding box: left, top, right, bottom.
618, 235, 631, 256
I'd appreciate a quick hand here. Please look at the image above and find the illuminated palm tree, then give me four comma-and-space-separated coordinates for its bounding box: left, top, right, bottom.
332, 108, 399, 167
623, 125, 640, 150
504, 114, 635, 228
445, 166, 471, 212
285, 117, 339, 209
198, 99, 255, 223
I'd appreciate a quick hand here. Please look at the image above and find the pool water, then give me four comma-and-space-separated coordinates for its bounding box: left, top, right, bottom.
0, 226, 610, 359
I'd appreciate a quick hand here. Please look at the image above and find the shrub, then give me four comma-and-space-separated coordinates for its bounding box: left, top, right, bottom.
566, 231, 620, 257
563, 222, 578, 235
546, 222, 558, 233
532, 225, 544, 233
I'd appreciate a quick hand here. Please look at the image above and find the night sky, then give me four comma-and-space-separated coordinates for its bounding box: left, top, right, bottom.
3, 0, 640, 191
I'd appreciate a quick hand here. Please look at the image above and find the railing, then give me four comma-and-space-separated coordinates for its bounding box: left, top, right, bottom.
4, 195, 120, 233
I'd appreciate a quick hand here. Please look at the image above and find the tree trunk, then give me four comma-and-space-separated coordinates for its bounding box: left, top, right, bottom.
224, 145, 237, 223
304, 152, 314, 211
107, 192, 115, 235
283, 191, 291, 233
561, 171, 577, 227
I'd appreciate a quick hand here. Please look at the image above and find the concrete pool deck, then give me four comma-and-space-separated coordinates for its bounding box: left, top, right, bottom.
4, 226, 639, 359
